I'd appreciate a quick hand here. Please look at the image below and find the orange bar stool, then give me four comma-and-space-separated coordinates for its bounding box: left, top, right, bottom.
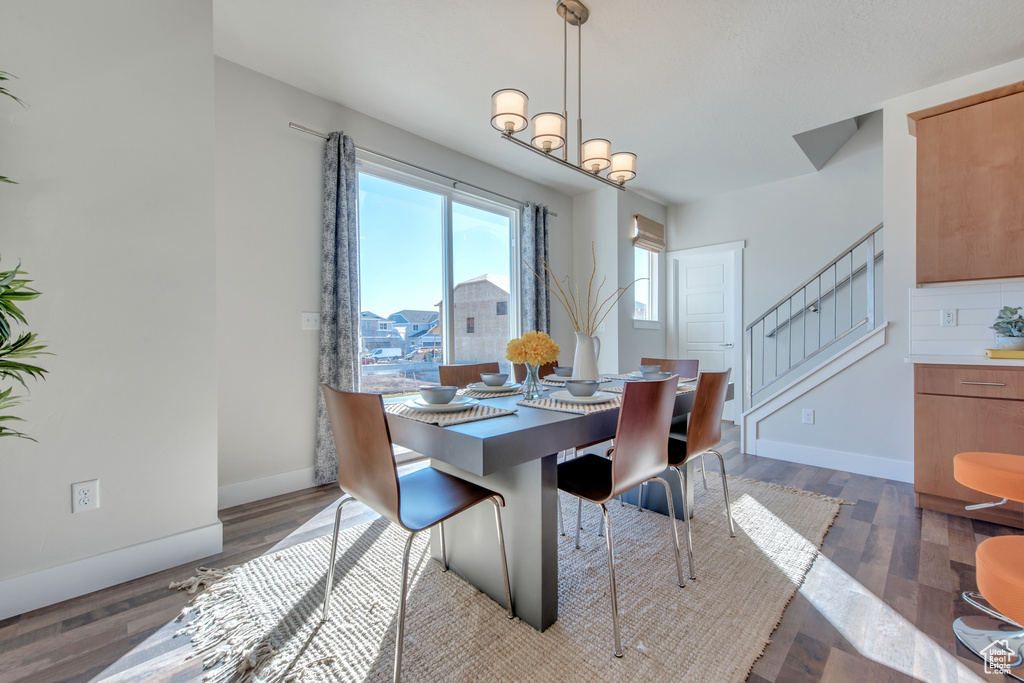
953, 451, 1024, 679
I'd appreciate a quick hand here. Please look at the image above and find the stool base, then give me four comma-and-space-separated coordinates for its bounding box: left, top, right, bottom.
953, 615, 1024, 681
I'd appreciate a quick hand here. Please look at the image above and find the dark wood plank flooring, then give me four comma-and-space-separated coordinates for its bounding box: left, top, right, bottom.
0, 424, 1013, 682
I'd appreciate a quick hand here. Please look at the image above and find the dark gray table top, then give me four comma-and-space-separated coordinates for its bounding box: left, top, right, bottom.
386, 380, 733, 478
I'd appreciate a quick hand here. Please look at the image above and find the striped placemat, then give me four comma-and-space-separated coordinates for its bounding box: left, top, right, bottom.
385, 402, 518, 427
458, 386, 530, 399
605, 383, 697, 395
540, 376, 617, 387
516, 395, 622, 415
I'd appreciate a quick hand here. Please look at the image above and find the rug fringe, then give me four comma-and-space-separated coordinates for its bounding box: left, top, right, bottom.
172, 566, 280, 683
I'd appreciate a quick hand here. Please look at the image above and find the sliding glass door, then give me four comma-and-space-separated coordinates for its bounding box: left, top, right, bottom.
356, 163, 517, 395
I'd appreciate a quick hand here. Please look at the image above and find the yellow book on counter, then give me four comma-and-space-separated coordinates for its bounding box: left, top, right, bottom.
985, 348, 1024, 359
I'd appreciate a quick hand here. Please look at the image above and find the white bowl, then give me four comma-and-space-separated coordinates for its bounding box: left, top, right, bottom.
553, 366, 573, 377
479, 373, 509, 387
565, 379, 600, 397
418, 386, 458, 404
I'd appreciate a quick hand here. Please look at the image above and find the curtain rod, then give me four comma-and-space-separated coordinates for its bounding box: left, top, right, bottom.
288, 123, 557, 217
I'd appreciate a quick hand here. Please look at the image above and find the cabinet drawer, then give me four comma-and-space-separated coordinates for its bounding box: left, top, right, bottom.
915, 364, 1024, 400
914, 393, 1024, 507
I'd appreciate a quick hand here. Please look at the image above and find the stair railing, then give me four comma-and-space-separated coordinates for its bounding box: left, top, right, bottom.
744, 223, 883, 408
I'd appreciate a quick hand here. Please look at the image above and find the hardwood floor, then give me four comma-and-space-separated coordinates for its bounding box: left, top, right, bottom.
0, 424, 1014, 682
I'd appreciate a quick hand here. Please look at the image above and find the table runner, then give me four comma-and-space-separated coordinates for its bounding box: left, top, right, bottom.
384, 402, 517, 427
605, 383, 697, 395
516, 395, 622, 415
458, 386, 531, 399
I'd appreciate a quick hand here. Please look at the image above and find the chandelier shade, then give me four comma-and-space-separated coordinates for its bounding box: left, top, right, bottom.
488, 1, 635, 190
582, 138, 612, 172
608, 152, 637, 184
490, 89, 529, 133
531, 112, 567, 152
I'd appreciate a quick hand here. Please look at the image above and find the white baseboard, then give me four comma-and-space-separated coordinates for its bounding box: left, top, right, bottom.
755, 439, 914, 484
0, 522, 223, 621
218, 467, 317, 509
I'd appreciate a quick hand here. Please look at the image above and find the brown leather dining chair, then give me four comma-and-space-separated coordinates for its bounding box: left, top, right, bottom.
666, 368, 734, 580
640, 357, 699, 380
557, 375, 685, 658
512, 361, 557, 383
438, 361, 500, 388
319, 384, 514, 682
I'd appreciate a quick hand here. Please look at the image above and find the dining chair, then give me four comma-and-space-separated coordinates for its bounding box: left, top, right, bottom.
512, 361, 557, 383
438, 361, 500, 389
557, 375, 685, 657
319, 384, 514, 683
663, 369, 734, 580
640, 357, 699, 380
632, 358, 704, 511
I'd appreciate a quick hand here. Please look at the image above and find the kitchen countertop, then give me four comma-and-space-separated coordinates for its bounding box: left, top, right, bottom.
905, 354, 1024, 367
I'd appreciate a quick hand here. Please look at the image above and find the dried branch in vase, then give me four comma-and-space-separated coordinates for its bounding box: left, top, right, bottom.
524, 243, 646, 336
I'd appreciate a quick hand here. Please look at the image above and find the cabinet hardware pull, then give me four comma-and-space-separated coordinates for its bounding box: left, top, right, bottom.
960, 381, 1006, 386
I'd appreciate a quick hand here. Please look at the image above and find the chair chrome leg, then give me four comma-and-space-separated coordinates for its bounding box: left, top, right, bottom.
557, 493, 566, 536
490, 498, 515, 619
638, 481, 648, 512
711, 450, 735, 537
700, 453, 709, 491
575, 497, 583, 549
438, 521, 448, 571
653, 476, 685, 587
394, 531, 418, 683
601, 504, 623, 658
672, 467, 696, 579
321, 497, 351, 622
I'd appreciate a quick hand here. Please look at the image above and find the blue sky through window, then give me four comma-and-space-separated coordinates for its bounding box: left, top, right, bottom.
358, 172, 511, 318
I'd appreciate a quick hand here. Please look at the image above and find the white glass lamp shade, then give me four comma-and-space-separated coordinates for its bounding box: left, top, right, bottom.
582, 138, 612, 173
490, 89, 529, 133
531, 112, 566, 152
607, 152, 637, 183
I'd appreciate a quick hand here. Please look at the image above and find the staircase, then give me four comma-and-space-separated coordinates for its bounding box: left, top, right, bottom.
741, 223, 886, 451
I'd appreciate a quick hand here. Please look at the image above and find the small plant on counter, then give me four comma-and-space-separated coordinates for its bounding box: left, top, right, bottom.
991, 306, 1024, 337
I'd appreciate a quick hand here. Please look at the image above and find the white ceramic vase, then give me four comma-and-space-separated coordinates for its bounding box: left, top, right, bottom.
572, 331, 601, 380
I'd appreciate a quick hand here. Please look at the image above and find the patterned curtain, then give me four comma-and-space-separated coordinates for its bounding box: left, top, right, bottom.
520, 202, 550, 334
314, 132, 360, 485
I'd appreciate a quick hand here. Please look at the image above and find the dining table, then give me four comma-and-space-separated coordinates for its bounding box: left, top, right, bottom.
384, 375, 734, 632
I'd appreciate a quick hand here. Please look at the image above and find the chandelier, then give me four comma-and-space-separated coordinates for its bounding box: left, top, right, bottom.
490, 0, 635, 190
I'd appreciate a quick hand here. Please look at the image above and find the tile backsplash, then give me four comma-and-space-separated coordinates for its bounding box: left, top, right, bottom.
909, 279, 1024, 355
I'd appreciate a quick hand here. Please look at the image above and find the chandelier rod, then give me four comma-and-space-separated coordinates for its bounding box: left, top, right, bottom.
501, 130, 625, 191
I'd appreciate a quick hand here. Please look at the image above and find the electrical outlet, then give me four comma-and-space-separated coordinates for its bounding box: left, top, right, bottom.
72, 479, 100, 513
940, 309, 957, 327
801, 409, 815, 425
301, 312, 320, 330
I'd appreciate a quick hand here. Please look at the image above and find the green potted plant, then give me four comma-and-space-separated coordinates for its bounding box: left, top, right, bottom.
991, 306, 1024, 351
1, 71, 49, 440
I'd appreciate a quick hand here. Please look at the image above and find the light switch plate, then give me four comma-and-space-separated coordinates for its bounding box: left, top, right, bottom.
302, 312, 320, 330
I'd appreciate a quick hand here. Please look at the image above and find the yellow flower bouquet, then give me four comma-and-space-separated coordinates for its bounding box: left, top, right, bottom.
506, 331, 559, 398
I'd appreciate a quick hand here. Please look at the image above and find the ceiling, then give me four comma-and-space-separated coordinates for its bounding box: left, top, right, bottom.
214, 0, 1024, 205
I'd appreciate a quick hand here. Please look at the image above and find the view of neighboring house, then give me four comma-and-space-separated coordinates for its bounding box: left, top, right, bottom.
359, 311, 403, 351
452, 274, 510, 364
388, 309, 440, 350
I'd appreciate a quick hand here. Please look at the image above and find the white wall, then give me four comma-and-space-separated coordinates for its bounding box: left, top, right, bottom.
215, 59, 575, 498
667, 111, 888, 465
616, 194, 668, 370
0, 0, 219, 616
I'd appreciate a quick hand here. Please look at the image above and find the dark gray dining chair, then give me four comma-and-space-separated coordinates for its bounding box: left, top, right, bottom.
320, 384, 514, 682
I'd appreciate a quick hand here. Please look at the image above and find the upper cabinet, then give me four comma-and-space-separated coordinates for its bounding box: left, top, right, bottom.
909, 83, 1024, 285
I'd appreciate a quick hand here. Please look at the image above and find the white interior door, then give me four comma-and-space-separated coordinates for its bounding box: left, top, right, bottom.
668, 241, 744, 422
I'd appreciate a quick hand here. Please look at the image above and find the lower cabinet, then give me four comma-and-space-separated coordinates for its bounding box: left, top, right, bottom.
914, 364, 1024, 528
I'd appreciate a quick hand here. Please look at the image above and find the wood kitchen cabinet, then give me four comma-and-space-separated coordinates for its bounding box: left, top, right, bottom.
914, 364, 1024, 528
909, 82, 1024, 285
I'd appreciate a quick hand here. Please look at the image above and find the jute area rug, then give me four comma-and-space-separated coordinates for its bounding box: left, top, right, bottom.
173, 476, 841, 682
